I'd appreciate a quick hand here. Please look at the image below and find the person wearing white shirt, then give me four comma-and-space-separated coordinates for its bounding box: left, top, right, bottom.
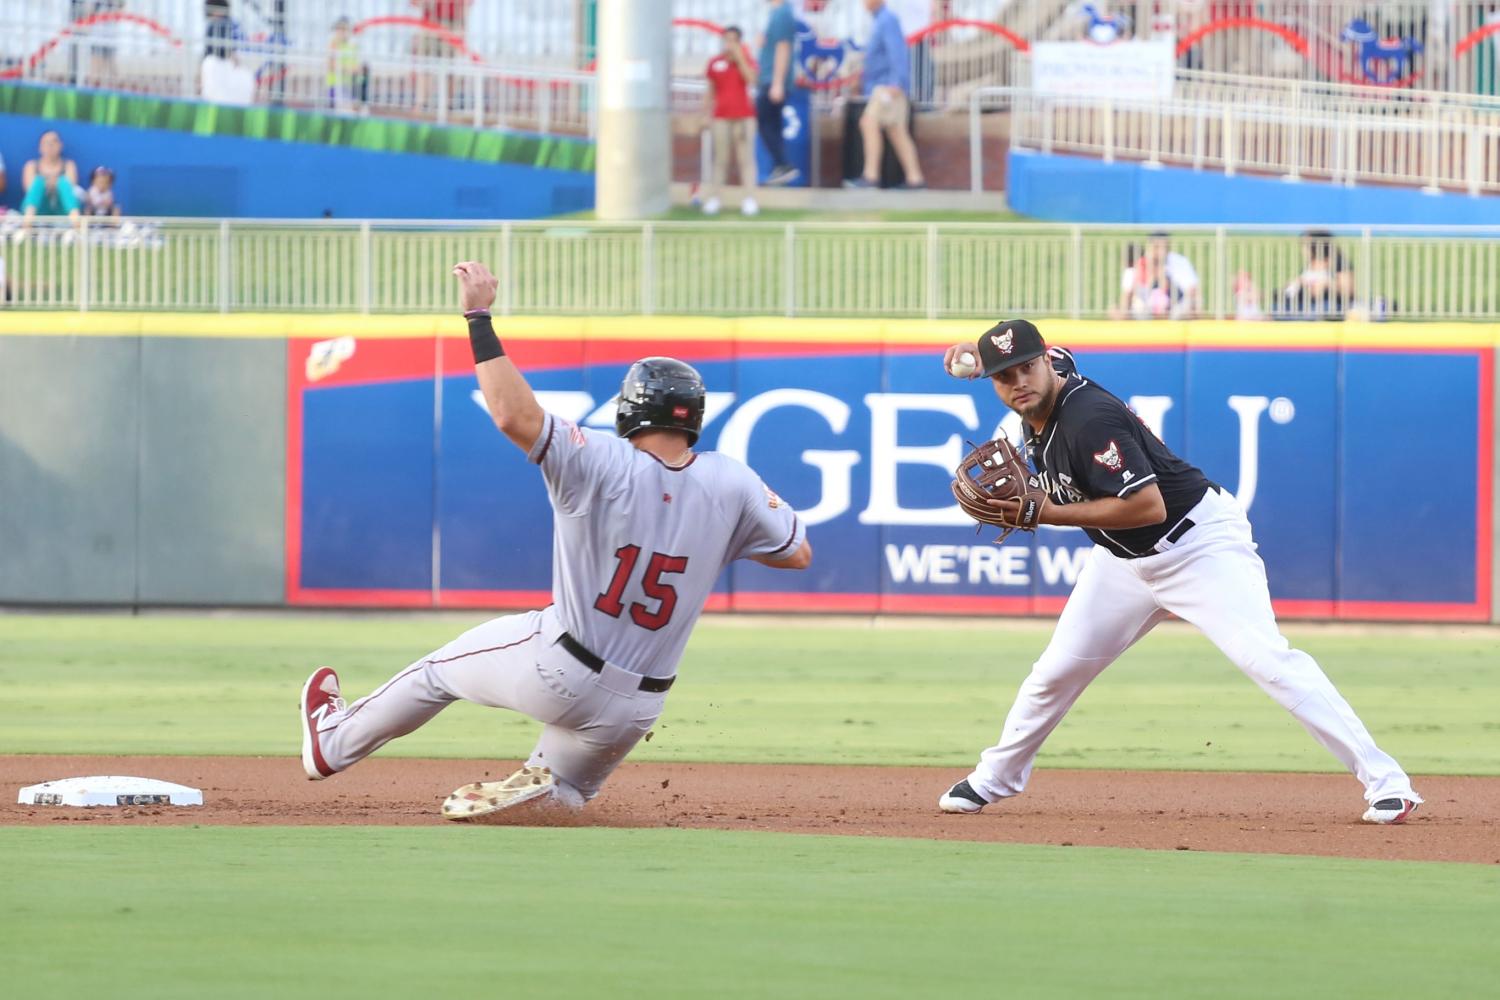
1112, 231, 1200, 320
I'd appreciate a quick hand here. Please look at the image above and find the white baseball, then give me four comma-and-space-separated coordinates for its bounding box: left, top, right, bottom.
949, 351, 979, 378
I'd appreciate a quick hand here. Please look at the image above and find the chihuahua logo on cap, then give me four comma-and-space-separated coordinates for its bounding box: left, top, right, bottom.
991, 330, 1015, 355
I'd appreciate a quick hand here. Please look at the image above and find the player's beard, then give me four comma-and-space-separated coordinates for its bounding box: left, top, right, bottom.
1013, 373, 1061, 424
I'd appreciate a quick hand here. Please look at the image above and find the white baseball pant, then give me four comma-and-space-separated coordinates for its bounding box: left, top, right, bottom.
314, 606, 667, 803
966, 487, 1420, 806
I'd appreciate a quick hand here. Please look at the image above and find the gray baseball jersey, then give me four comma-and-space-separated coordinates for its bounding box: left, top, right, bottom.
527, 411, 804, 679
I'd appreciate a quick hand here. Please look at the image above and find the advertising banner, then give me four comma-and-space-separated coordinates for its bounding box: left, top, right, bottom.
1031, 40, 1177, 101
285, 323, 1492, 621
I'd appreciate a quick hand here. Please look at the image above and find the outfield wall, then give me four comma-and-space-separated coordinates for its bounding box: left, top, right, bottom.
0, 315, 1494, 623
1006, 151, 1500, 226
0, 106, 594, 220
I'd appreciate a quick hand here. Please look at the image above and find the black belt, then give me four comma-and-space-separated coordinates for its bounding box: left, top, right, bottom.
557, 633, 675, 693
1164, 518, 1195, 544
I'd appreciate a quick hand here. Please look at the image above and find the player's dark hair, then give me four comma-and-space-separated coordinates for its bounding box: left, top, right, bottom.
723, 25, 742, 39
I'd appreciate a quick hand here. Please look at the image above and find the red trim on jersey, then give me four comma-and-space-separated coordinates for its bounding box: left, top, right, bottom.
644, 449, 698, 471
765, 514, 802, 558
531, 413, 555, 466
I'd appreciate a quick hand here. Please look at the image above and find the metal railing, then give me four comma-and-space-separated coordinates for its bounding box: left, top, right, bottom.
972, 73, 1500, 195
6, 217, 1500, 321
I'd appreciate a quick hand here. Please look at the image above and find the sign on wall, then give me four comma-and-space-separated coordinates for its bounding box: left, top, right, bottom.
1032, 40, 1177, 100
285, 329, 1492, 621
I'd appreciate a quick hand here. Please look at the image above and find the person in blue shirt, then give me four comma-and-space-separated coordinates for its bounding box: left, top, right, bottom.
845, 0, 925, 190
755, 0, 800, 185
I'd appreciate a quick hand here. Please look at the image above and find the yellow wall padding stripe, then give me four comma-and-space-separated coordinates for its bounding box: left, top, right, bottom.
1, 313, 1497, 349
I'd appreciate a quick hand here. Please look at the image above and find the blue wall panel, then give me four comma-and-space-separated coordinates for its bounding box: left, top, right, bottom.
1008, 150, 1500, 226
0, 113, 593, 219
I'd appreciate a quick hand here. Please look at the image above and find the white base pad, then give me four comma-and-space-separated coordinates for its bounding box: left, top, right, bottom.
18, 775, 203, 808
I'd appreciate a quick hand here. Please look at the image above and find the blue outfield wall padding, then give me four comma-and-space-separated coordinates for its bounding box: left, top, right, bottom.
0, 113, 594, 220
1007, 150, 1500, 226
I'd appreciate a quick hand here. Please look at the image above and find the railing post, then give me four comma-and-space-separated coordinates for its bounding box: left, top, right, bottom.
641, 222, 654, 316
969, 90, 982, 193
358, 221, 372, 314
76, 216, 90, 313
499, 222, 513, 316
1102, 98, 1115, 163
1068, 225, 1082, 319
1193, 108, 1205, 171
218, 219, 231, 314
783, 223, 796, 318
1214, 226, 1227, 321
437, 66, 449, 125
1465, 122, 1482, 197
540, 76, 553, 134
1360, 226, 1374, 316
926, 223, 940, 320
1222, 105, 1236, 177
1286, 81, 1301, 182
1423, 103, 1442, 194
1147, 99, 1162, 168
473, 66, 484, 128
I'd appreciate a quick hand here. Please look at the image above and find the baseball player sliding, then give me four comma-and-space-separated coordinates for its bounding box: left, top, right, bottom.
938, 319, 1421, 824
298, 261, 812, 819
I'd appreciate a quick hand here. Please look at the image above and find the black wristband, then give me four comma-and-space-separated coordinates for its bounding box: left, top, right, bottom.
466, 312, 504, 363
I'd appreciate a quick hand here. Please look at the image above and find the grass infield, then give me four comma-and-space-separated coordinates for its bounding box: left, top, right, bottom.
0, 614, 1494, 775
1, 826, 1497, 1000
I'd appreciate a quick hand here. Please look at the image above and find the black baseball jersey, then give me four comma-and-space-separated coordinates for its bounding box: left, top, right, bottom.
1025, 373, 1213, 558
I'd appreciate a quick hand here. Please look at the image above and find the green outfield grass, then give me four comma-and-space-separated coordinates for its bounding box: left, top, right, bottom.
0, 614, 1495, 775
2, 826, 1496, 1000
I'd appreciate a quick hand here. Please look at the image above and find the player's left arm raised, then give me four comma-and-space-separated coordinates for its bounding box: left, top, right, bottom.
453, 261, 545, 452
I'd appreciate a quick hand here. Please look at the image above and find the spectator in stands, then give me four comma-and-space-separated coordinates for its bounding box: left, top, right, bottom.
412, 0, 472, 114
204, 0, 235, 60
1277, 230, 1355, 319
201, 0, 255, 105
88, 0, 124, 88
82, 166, 121, 219
20, 131, 82, 228
1111, 231, 1199, 319
845, 0, 925, 190
702, 27, 759, 217
328, 17, 368, 114
756, 0, 801, 186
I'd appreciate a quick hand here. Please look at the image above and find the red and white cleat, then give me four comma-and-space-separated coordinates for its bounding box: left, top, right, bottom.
1361, 797, 1419, 824
300, 667, 344, 780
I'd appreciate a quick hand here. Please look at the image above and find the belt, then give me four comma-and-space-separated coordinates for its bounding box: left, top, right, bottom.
1164, 518, 1195, 544
557, 632, 675, 693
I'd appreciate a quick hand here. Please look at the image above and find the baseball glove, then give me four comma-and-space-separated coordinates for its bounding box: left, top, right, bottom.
952, 438, 1048, 542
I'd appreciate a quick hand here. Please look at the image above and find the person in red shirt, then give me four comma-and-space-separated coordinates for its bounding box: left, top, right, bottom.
701, 26, 759, 216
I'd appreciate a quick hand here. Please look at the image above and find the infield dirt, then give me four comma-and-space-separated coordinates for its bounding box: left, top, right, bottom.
2, 756, 1496, 864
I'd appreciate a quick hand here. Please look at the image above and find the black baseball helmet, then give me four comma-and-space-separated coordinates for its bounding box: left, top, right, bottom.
615, 357, 707, 444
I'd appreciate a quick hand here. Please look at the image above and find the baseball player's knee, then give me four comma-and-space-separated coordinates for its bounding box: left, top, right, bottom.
1019, 657, 1097, 702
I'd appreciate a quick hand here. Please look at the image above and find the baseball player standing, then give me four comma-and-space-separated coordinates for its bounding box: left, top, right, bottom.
937, 319, 1421, 824
298, 261, 812, 819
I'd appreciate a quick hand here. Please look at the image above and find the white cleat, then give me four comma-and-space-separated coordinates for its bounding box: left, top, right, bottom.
702, 196, 721, 216
740, 196, 759, 216
938, 779, 989, 814
442, 766, 557, 822
1362, 797, 1419, 824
